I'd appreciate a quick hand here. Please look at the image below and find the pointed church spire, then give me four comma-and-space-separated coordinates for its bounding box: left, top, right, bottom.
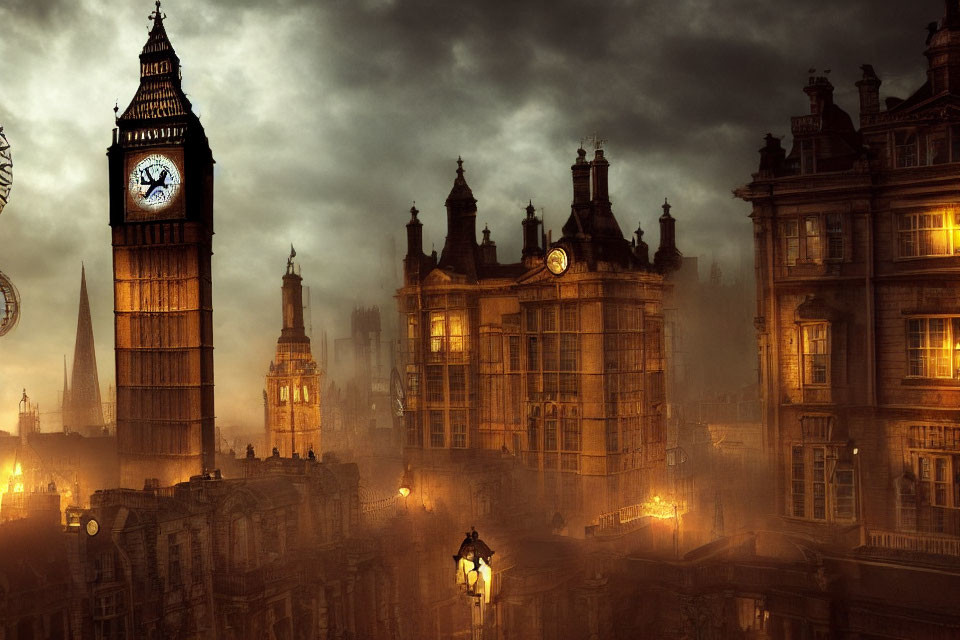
67, 265, 104, 435
62, 354, 70, 431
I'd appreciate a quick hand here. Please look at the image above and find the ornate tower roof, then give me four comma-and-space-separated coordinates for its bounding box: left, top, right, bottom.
445, 157, 476, 207
439, 157, 481, 280
119, 1, 194, 123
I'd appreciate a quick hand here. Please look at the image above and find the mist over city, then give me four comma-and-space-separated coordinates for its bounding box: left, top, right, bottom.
0, 1, 958, 638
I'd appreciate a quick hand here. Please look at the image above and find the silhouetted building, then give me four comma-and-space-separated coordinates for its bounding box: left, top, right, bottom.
109, 3, 215, 488
737, 2, 960, 549
323, 306, 395, 455
72, 456, 381, 639
62, 265, 105, 436
264, 248, 322, 457
398, 145, 680, 526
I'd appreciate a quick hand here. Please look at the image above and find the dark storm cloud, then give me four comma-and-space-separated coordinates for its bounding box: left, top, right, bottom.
0, 0, 943, 431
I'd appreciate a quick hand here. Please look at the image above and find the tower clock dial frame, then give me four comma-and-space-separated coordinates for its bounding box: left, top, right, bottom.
124, 147, 185, 220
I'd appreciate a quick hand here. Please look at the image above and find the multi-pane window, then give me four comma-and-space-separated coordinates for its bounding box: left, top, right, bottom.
508, 336, 520, 372
895, 130, 918, 168
781, 219, 799, 266
404, 412, 422, 447
430, 313, 445, 353
449, 311, 466, 352
450, 410, 467, 448
606, 419, 619, 453
825, 213, 843, 260
406, 369, 420, 397
834, 468, 855, 520
897, 210, 960, 257
897, 476, 917, 532
907, 318, 960, 379
429, 411, 444, 448
562, 419, 581, 452
527, 336, 540, 371
429, 310, 468, 353
812, 447, 826, 520
526, 304, 580, 400
804, 216, 821, 263
801, 323, 829, 385
544, 419, 558, 451
449, 365, 466, 404
791, 446, 805, 518
527, 420, 539, 451
426, 365, 444, 402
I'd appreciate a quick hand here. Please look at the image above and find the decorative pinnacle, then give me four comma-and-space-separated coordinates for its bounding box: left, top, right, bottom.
456, 156, 464, 177
150, 0, 165, 25
661, 198, 672, 218
409, 203, 419, 219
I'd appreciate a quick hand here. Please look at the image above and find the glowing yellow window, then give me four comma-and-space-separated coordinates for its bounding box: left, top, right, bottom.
303, 386, 309, 402
430, 312, 445, 353
449, 311, 466, 352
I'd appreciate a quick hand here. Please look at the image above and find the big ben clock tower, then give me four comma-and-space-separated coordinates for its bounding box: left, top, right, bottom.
109, 2, 215, 488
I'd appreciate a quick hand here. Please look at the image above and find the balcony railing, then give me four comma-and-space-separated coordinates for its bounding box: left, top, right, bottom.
865, 529, 960, 557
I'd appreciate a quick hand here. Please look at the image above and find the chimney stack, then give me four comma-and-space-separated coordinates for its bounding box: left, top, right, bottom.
856, 64, 881, 124
654, 198, 682, 272
522, 200, 543, 262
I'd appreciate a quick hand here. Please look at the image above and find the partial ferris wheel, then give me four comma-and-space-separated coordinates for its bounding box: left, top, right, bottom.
0, 125, 18, 337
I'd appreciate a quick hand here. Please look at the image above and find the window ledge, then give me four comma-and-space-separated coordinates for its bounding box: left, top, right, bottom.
901, 378, 960, 387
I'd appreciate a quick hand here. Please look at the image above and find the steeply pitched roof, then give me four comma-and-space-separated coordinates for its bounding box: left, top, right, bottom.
119, 1, 195, 123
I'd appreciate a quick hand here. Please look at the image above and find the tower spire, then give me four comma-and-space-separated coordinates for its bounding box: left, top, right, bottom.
67, 264, 105, 435
62, 354, 70, 431
439, 157, 480, 280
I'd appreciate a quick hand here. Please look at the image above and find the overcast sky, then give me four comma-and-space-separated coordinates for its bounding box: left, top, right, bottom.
0, 0, 943, 433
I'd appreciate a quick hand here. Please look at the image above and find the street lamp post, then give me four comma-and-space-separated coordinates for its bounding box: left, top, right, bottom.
453, 529, 494, 640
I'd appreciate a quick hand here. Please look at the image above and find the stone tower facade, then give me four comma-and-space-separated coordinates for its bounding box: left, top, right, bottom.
264, 249, 322, 457
109, 2, 215, 488
63, 265, 105, 436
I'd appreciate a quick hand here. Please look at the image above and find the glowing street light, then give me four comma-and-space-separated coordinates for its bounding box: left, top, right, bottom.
453, 529, 494, 640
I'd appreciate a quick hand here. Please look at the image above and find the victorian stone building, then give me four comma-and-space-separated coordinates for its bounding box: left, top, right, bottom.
398, 147, 681, 526
738, 1, 960, 548
264, 249, 322, 458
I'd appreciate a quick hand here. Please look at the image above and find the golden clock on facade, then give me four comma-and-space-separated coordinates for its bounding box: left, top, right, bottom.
127, 152, 181, 212
546, 247, 569, 275
86, 518, 100, 536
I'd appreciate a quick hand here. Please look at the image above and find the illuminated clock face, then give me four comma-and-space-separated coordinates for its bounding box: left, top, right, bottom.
86, 518, 100, 536
546, 248, 569, 275
128, 153, 181, 212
